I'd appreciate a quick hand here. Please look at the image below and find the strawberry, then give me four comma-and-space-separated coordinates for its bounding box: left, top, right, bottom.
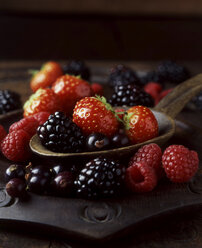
52, 75, 92, 114
73, 96, 119, 137
124, 105, 158, 144
30, 61, 63, 92
23, 88, 62, 117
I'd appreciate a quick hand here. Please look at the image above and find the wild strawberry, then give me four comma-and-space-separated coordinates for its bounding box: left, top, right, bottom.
30, 61, 63, 92
23, 88, 62, 117
52, 75, 92, 114
73, 96, 119, 137
124, 106, 158, 144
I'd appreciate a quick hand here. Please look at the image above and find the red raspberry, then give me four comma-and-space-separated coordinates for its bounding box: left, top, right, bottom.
32, 111, 50, 125
156, 88, 173, 104
1, 130, 31, 162
162, 145, 199, 183
9, 116, 39, 137
0, 125, 7, 145
91, 83, 104, 96
126, 162, 157, 193
129, 143, 163, 178
144, 82, 162, 105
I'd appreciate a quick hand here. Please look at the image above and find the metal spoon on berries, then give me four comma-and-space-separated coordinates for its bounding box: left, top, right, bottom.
30, 74, 202, 159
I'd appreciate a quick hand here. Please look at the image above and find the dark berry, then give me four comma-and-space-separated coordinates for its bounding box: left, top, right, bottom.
192, 91, 202, 110
139, 71, 162, 85
37, 111, 86, 153
0, 90, 22, 114
86, 133, 110, 151
157, 60, 190, 84
52, 164, 66, 175
27, 175, 50, 194
63, 60, 90, 81
6, 178, 26, 198
108, 84, 154, 107
74, 157, 126, 199
111, 133, 130, 148
5, 164, 25, 182
31, 165, 52, 179
108, 64, 141, 88
51, 171, 74, 196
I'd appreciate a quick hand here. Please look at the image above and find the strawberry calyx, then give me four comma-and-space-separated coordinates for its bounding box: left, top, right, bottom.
28, 69, 39, 77
123, 112, 133, 130
94, 95, 124, 123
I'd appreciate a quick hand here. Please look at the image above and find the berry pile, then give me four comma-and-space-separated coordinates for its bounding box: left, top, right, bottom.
108, 84, 154, 107
0, 90, 21, 114
108, 64, 140, 88
1, 61, 200, 202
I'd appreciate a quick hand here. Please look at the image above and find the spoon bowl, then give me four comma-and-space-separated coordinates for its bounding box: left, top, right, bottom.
29, 74, 202, 159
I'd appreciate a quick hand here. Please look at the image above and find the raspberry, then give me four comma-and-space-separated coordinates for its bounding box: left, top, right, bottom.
91, 83, 104, 96
126, 162, 157, 193
129, 143, 163, 178
1, 130, 31, 162
32, 111, 50, 125
162, 145, 199, 183
0, 125, 7, 145
156, 88, 173, 104
144, 82, 162, 105
9, 116, 39, 137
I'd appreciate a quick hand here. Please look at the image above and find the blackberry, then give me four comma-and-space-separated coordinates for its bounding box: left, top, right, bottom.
139, 71, 162, 85
157, 60, 190, 84
74, 157, 126, 199
108, 64, 140, 87
108, 84, 154, 107
63, 60, 90, 81
192, 91, 202, 110
0, 90, 21, 114
37, 111, 85, 153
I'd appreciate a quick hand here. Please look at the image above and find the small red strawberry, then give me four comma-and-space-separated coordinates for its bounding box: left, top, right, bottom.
23, 88, 62, 117
52, 75, 92, 114
30, 61, 63, 92
73, 96, 119, 137
124, 106, 158, 144
91, 83, 104, 96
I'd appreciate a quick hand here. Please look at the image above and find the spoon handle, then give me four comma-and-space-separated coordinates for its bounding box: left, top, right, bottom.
154, 74, 202, 119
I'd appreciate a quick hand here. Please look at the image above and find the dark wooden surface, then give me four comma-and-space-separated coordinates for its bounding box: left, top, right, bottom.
0, 61, 202, 247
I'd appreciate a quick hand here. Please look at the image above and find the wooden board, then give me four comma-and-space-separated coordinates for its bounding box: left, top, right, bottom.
0, 110, 202, 242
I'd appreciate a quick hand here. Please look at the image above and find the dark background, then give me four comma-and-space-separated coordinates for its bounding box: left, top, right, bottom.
1, 0, 202, 60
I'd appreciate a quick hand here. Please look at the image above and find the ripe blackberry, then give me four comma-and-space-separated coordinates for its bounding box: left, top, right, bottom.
0, 90, 21, 114
192, 91, 202, 110
63, 60, 90, 81
74, 157, 126, 199
139, 71, 162, 85
108, 84, 154, 107
157, 60, 190, 84
37, 111, 85, 153
108, 64, 140, 87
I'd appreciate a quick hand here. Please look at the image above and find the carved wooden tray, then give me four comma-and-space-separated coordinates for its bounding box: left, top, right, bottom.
0, 110, 202, 242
